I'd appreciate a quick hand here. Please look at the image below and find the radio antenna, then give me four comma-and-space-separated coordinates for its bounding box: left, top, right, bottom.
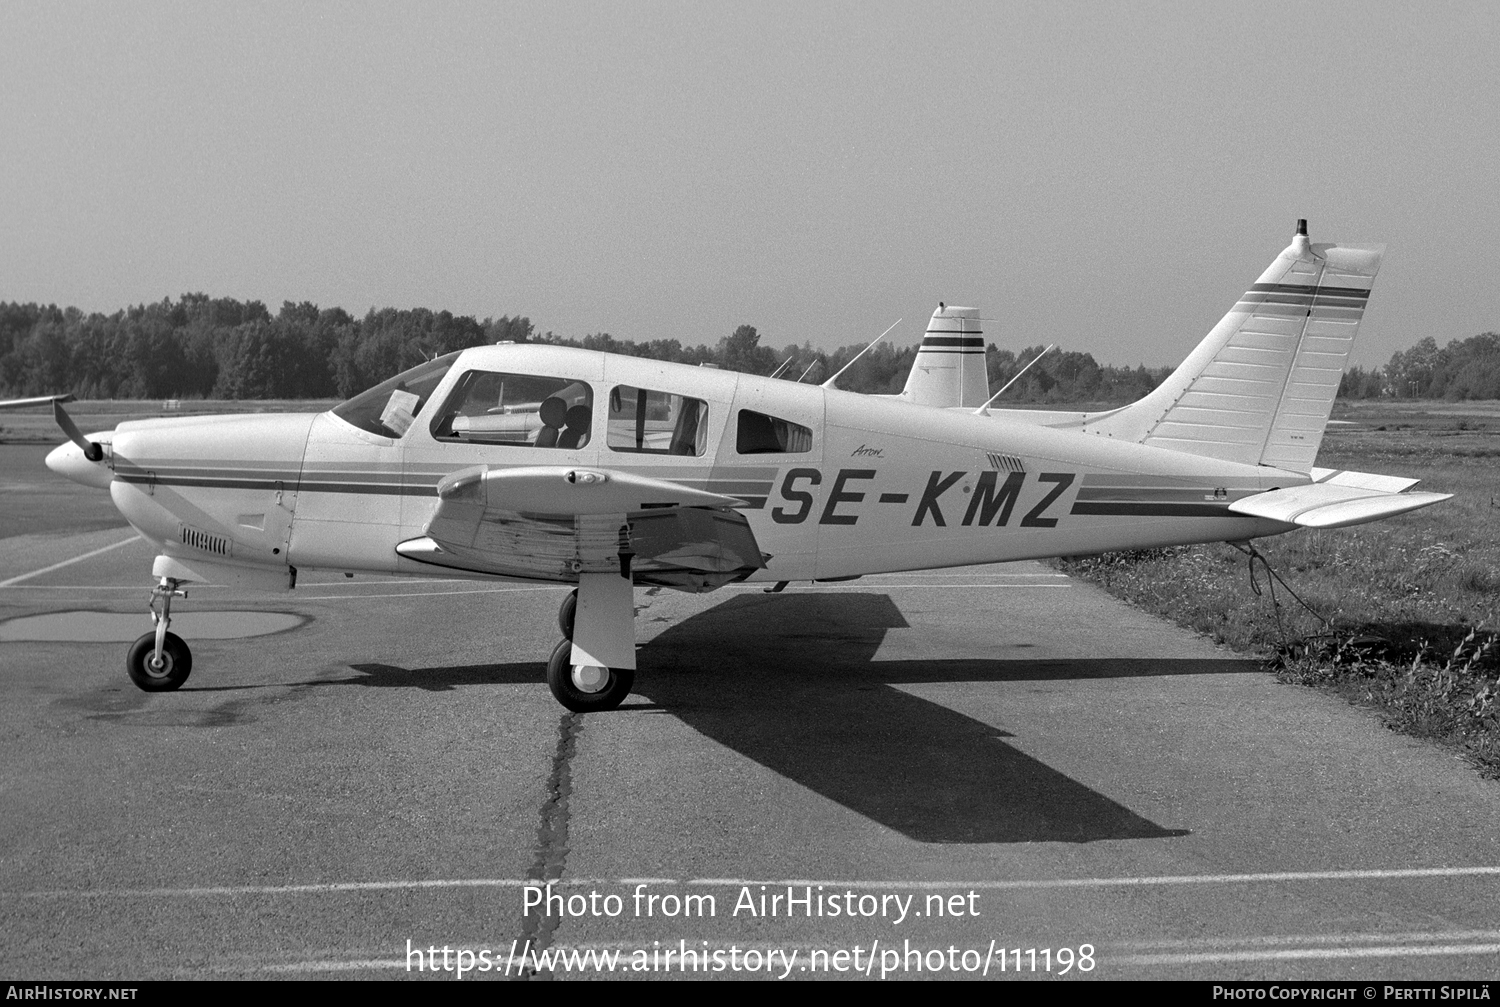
974, 344, 1055, 415
821, 318, 902, 390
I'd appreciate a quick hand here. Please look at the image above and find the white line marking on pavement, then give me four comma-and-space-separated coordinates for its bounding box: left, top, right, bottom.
870, 576, 1068, 582
298, 586, 572, 600
281, 584, 1071, 601
256, 959, 408, 974
299, 578, 466, 586
1111, 943, 1500, 965
690, 866, 1500, 888
213, 942, 830, 975
200, 932, 1500, 975
1, 582, 1068, 596
0, 534, 141, 586
24, 878, 536, 897
22, 865, 1500, 899
729, 584, 1072, 591
1117, 928, 1500, 949
0, 578, 489, 592
0, 586, 173, 591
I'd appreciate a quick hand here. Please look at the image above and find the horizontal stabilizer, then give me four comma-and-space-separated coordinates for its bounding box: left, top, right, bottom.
435, 465, 740, 515
1228, 483, 1451, 529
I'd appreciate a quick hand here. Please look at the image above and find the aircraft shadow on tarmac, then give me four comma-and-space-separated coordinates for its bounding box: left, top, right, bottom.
342, 661, 541, 691
629, 591, 1228, 845
343, 591, 1257, 844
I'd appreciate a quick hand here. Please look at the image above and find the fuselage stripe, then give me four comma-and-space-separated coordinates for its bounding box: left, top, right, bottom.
117, 473, 440, 496
116, 469, 770, 501
1070, 502, 1233, 518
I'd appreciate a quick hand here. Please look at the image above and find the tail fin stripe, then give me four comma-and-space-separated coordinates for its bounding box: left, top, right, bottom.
901, 305, 990, 408
1239, 295, 1368, 308
1249, 282, 1370, 298
1239, 294, 1369, 308
1243, 293, 1324, 306
920, 337, 985, 347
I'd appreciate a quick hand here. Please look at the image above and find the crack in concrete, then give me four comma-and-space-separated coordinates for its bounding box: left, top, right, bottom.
515, 710, 582, 980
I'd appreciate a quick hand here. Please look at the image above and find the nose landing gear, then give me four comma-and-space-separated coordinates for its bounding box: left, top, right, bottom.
126, 578, 193, 691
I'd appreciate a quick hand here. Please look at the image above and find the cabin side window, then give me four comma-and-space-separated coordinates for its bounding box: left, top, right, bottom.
429, 371, 594, 448
606, 385, 709, 456
735, 409, 813, 454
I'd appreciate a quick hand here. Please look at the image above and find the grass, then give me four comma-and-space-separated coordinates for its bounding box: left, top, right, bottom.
1057, 399, 1500, 777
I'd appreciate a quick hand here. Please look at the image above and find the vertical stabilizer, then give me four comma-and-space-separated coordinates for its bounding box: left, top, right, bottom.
1076, 221, 1384, 473
900, 304, 990, 408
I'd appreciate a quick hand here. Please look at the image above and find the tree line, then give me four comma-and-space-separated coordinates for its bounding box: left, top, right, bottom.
1339, 333, 1500, 400
0, 296, 531, 400
2, 295, 1494, 403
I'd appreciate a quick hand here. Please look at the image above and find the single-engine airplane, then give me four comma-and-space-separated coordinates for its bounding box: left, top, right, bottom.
44, 221, 1449, 711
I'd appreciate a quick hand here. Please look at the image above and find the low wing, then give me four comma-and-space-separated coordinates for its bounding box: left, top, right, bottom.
0, 393, 74, 410
1229, 468, 1450, 529
395, 465, 766, 591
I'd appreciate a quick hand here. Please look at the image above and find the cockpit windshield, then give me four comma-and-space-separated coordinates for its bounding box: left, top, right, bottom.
331, 353, 460, 438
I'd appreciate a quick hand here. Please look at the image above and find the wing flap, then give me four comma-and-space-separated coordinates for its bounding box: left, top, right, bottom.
1228, 483, 1451, 529
401, 465, 765, 589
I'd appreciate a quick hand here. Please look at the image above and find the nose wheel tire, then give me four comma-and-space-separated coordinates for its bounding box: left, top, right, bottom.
126, 631, 193, 691
545, 638, 632, 712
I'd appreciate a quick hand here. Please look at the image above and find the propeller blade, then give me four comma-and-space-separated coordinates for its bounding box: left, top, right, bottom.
54, 400, 103, 462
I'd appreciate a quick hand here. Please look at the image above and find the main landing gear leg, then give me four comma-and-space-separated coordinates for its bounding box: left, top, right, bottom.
558, 588, 577, 640
546, 573, 633, 712
126, 577, 193, 691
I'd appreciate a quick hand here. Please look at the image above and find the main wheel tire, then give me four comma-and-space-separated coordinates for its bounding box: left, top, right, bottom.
558, 589, 577, 641
126, 631, 193, 692
545, 638, 633, 712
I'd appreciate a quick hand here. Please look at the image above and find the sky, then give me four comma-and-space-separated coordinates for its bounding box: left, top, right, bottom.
2, 1, 1497, 367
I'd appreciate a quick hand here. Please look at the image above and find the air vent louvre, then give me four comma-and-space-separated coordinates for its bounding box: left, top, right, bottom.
986, 452, 1026, 473
180, 524, 231, 557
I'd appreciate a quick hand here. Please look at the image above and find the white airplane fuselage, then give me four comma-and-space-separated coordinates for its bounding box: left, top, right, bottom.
50, 343, 1297, 591
39, 223, 1450, 709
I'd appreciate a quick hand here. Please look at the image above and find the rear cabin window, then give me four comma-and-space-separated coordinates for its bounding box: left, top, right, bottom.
736, 410, 813, 454
429, 371, 594, 448
606, 385, 709, 456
